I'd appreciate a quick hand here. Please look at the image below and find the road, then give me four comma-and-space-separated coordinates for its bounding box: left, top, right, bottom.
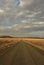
0, 41, 44, 65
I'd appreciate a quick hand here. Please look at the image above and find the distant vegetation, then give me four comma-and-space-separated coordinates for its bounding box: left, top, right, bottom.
0, 36, 13, 38
0, 35, 44, 39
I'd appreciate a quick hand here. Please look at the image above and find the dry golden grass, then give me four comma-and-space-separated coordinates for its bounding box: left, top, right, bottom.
0, 38, 20, 54
0, 38, 44, 52
23, 38, 44, 51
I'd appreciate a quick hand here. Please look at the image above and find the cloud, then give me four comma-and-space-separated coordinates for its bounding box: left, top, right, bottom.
23, 25, 31, 28
0, 0, 44, 37
0, 23, 31, 31
12, 23, 31, 31
19, 0, 25, 7
19, 0, 33, 7
0, 9, 4, 13
0, 26, 12, 30
26, 11, 41, 18
33, 21, 44, 25
17, 12, 24, 16
21, 20, 27, 23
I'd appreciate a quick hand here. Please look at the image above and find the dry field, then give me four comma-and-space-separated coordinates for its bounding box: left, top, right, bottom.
23, 38, 44, 51
0, 38, 44, 65
0, 38, 44, 54
0, 38, 21, 54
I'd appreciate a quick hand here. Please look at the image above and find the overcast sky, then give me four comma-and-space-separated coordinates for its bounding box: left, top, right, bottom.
0, 0, 44, 37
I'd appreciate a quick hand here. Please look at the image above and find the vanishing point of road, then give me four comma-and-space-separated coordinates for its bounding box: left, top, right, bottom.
0, 41, 44, 65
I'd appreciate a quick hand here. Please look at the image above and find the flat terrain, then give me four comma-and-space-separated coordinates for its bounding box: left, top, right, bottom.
23, 38, 44, 50
0, 38, 44, 65
0, 38, 20, 55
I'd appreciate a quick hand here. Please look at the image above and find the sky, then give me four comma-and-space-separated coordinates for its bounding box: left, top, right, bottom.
0, 0, 44, 37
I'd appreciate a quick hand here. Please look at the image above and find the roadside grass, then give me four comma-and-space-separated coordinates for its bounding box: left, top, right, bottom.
23, 39, 44, 51
0, 38, 20, 54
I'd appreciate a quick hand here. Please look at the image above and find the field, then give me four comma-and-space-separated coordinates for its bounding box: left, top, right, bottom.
0, 38, 44, 54
23, 38, 44, 51
0, 38, 21, 55
0, 38, 44, 65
